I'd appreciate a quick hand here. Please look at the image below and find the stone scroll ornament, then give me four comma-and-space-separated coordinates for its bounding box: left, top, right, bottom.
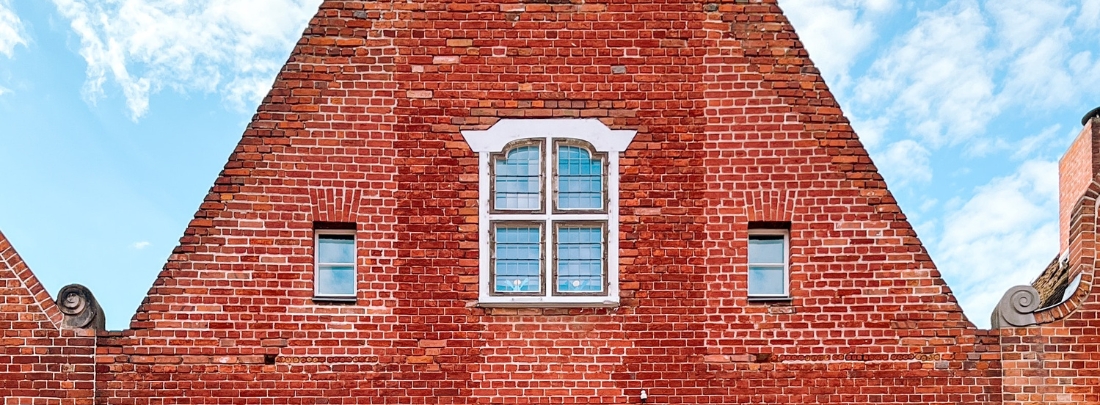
990, 285, 1040, 329
56, 284, 106, 330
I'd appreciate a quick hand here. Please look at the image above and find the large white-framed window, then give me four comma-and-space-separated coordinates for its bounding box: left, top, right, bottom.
314, 228, 357, 300
747, 229, 789, 299
462, 119, 636, 306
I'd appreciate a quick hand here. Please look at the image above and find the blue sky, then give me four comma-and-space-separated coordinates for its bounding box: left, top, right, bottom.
0, 0, 1096, 330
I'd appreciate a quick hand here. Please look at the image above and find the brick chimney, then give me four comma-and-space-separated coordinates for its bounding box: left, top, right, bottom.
1058, 106, 1100, 251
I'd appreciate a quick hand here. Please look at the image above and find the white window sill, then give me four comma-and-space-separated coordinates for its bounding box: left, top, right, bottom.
477, 297, 619, 308
747, 295, 792, 302
312, 296, 358, 303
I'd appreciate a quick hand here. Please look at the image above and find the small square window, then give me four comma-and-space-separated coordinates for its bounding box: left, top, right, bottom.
748, 231, 789, 298
315, 230, 356, 300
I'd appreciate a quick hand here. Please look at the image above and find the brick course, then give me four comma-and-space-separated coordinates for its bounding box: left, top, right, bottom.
0, 232, 95, 405
3, 1, 1099, 404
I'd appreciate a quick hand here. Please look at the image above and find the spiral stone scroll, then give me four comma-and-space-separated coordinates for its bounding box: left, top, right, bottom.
56, 284, 106, 330
990, 285, 1040, 329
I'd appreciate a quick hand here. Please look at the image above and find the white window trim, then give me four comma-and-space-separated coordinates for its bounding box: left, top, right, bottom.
462, 119, 636, 307
314, 228, 357, 301
747, 229, 790, 299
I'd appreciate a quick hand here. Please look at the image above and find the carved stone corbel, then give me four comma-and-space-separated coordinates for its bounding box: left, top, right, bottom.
989, 285, 1041, 329
56, 284, 106, 330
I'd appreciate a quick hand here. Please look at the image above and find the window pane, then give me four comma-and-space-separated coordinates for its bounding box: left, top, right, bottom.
318, 265, 356, 296
748, 266, 785, 296
748, 235, 785, 265
494, 227, 541, 293
556, 226, 603, 293
557, 146, 603, 210
495, 146, 541, 210
318, 234, 355, 264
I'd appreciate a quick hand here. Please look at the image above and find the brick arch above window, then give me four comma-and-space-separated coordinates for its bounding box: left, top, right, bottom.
308, 187, 365, 223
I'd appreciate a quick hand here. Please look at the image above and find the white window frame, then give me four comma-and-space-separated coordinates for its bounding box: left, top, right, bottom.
462, 119, 636, 306
314, 229, 358, 300
747, 229, 790, 299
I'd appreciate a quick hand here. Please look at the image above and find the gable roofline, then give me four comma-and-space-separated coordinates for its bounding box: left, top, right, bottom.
120, 0, 979, 332
0, 229, 63, 329
738, 2, 977, 328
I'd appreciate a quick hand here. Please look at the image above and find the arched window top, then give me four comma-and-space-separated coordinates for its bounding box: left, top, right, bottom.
555, 143, 605, 212
558, 145, 592, 160
492, 143, 543, 212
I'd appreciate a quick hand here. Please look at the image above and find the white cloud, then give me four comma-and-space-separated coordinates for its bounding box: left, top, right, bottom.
1011, 125, 1061, 160
850, 115, 889, 150
0, 0, 25, 58
851, 0, 1100, 154
856, 0, 999, 148
919, 198, 938, 213
1077, 0, 1100, 31
132, 241, 150, 250
51, 0, 322, 120
988, 0, 1087, 111
0, 0, 25, 96
877, 139, 932, 187
932, 159, 1059, 328
987, 0, 1070, 52
781, 0, 896, 96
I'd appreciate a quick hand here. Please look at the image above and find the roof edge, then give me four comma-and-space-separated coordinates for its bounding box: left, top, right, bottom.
0, 230, 64, 329
991, 182, 1099, 328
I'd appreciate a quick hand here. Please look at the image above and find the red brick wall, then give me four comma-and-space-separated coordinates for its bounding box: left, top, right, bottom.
1059, 121, 1099, 251
0, 232, 95, 405
86, 2, 1006, 404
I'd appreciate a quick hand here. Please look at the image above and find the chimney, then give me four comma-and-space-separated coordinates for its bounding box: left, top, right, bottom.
1058, 106, 1100, 251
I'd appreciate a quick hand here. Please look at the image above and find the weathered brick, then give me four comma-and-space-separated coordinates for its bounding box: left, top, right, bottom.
2, 1, 1100, 404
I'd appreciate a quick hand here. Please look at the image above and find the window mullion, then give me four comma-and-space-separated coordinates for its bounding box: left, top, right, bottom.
545, 136, 554, 297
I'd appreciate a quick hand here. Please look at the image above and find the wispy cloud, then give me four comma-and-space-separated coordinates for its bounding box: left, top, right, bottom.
1010, 125, 1062, 160
131, 241, 151, 250
50, 0, 322, 120
853, 0, 1099, 154
0, 0, 25, 58
0, 0, 25, 96
878, 139, 932, 187
988, 0, 1097, 112
781, 0, 896, 97
934, 159, 1059, 328
856, 0, 999, 149
1075, 0, 1100, 31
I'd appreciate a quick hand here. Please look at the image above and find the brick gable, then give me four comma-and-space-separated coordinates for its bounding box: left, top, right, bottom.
0, 232, 94, 405
3, 1, 1099, 404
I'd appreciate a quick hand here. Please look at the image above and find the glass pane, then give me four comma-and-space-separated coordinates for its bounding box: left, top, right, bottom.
748, 235, 785, 265
495, 146, 541, 210
748, 266, 785, 296
557, 146, 603, 210
556, 226, 603, 293
494, 227, 541, 293
318, 234, 355, 264
318, 265, 356, 296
